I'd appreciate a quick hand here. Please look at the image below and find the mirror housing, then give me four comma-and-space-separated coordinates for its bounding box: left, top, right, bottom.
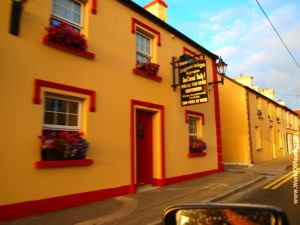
163, 203, 290, 225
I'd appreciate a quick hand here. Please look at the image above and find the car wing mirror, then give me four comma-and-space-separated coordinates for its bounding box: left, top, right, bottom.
163, 203, 290, 225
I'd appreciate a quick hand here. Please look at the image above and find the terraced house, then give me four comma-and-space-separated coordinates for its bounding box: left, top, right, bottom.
0, 0, 225, 221
219, 75, 300, 165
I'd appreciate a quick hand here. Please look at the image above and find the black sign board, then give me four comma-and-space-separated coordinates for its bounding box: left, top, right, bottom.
179, 60, 208, 106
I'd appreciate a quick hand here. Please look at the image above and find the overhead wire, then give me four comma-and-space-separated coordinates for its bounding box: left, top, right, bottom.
255, 0, 300, 69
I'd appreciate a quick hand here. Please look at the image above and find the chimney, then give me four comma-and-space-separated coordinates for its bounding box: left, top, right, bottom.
234, 75, 254, 88
144, 0, 168, 22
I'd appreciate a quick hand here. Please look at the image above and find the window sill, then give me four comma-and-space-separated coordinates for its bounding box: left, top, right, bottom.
257, 116, 263, 119
43, 39, 95, 59
256, 148, 263, 151
35, 159, 93, 168
188, 152, 207, 157
132, 68, 162, 81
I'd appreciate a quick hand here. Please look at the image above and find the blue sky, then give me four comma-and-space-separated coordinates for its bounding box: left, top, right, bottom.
133, 0, 300, 109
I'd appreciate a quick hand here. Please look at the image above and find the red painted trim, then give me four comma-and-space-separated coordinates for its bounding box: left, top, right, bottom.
185, 110, 205, 125
132, 68, 162, 81
183, 47, 198, 56
131, 17, 161, 46
0, 185, 131, 222
33, 79, 96, 112
130, 100, 166, 190
144, 0, 168, 8
153, 178, 166, 186
165, 169, 221, 185
43, 39, 95, 59
212, 60, 224, 171
35, 159, 93, 168
188, 152, 207, 157
91, 0, 97, 14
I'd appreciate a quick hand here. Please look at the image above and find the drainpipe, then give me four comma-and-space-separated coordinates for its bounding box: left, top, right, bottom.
246, 88, 254, 164
9, 0, 27, 35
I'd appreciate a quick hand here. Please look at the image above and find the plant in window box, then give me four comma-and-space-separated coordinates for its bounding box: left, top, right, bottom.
43, 22, 88, 50
136, 60, 160, 76
189, 138, 207, 153
39, 130, 88, 161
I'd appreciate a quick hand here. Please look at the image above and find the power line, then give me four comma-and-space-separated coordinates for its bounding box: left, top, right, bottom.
255, 0, 300, 69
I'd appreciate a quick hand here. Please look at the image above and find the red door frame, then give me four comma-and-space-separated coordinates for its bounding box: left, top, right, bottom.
130, 100, 165, 193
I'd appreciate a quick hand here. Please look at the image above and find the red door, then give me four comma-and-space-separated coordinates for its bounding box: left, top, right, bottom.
136, 110, 153, 186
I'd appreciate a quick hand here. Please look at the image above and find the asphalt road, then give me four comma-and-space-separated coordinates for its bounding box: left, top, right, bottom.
221, 170, 300, 225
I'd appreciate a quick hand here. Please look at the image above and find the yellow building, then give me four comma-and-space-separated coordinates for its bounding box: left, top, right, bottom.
0, 0, 224, 220
220, 75, 300, 165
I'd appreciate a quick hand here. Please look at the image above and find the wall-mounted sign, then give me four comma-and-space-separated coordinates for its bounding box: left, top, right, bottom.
179, 60, 208, 106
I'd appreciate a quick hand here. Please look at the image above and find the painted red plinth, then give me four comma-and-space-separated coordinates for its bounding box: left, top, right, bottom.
43, 39, 95, 59
35, 159, 93, 167
132, 68, 162, 81
188, 152, 207, 157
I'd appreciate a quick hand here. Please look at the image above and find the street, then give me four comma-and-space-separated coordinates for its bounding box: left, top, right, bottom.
221, 168, 300, 225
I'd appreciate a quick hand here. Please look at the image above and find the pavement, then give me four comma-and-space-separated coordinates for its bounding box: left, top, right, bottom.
1, 154, 297, 225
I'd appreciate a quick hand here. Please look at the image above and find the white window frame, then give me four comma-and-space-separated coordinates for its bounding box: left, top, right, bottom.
43, 94, 82, 131
51, 0, 83, 31
188, 117, 199, 139
136, 31, 152, 63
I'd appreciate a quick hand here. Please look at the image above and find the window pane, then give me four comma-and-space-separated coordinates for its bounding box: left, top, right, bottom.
69, 101, 78, 113
136, 33, 150, 56
44, 112, 55, 124
45, 98, 55, 111
69, 115, 78, 126
136, 53, 150, 63
52, 0, 81, 25
57, 100, 67, 112
57, 113, 67, 125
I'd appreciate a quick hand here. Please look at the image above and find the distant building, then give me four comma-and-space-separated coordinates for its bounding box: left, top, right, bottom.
220, 75, 299, 165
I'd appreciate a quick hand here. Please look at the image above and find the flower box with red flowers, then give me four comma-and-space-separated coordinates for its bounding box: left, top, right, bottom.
42, 22, 95, 59
39, 130, 89, 161
136, 61, 160, 76
189, 138, 207, 153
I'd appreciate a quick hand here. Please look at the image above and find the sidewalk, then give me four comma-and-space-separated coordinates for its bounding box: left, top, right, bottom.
1, 155, 295, 225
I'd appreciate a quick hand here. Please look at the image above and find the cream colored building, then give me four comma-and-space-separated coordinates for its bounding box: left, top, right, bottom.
220, 75, 300, 165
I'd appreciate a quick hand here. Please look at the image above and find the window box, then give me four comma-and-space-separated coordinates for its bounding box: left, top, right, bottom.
188, 152, 207, 157
132, 68, 162, 81
39, 130, 89, 161
189, 138, 207, 154
35, 159, 93, 168
43, 39, 95, 59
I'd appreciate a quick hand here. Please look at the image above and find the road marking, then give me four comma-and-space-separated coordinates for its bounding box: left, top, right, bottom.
263, 168, 300, 190
74, 196, 138, 225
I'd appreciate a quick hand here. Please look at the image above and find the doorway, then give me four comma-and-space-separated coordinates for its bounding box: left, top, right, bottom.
136, 110, 153, 186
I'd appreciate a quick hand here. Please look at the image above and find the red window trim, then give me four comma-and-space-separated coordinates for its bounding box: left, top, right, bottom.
131, 17, 161, 46
33, 79, 96, 112
91, 0, 97, 14
188, 152, 207, 157
35, 159, 93, 168
43, 39, 95, 59
132, 68, 162, 81
185, 110, 205, 125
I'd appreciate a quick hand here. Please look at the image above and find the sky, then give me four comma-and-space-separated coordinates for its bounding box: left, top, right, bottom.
133, 0, 300, 109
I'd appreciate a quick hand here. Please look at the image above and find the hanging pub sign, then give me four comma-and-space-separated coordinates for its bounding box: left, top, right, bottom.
179, 58, 208, 106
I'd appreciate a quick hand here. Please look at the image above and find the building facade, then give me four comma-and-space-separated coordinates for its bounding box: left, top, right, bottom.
220, 75, 300, 165
0, 0, 223, 221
